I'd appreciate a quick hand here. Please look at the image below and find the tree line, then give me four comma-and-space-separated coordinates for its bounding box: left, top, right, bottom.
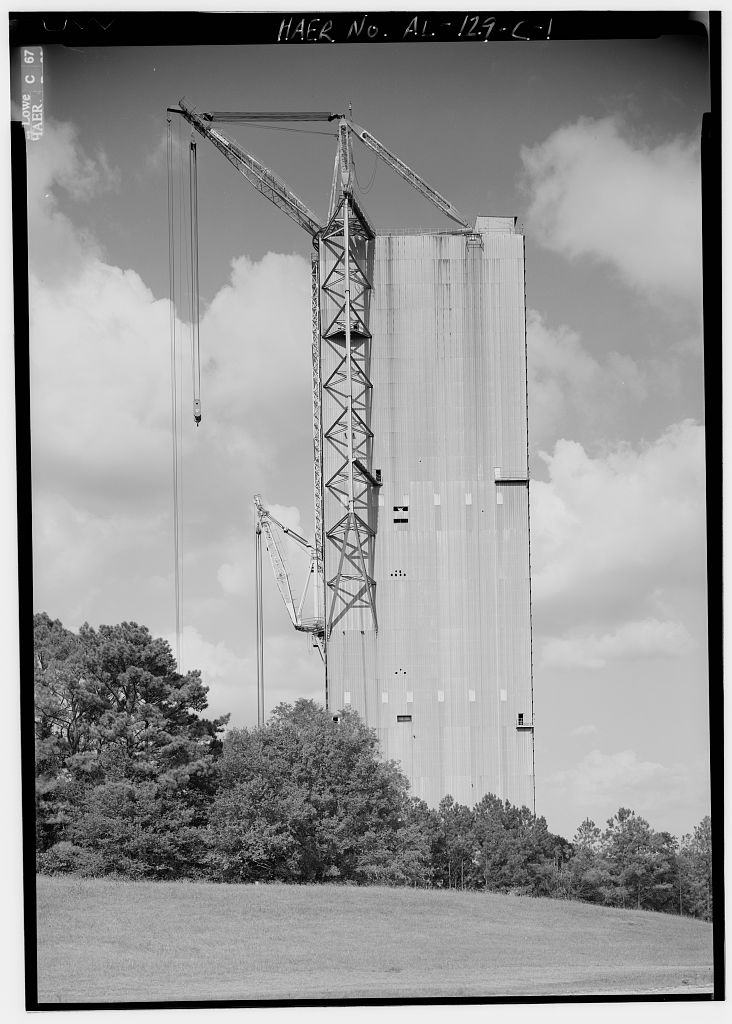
33, 613, 713, 920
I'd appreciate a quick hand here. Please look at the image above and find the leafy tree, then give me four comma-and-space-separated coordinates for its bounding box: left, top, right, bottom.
404, 798, 442, 884
34, 613, 228, 877
566, 819, 613, 904
427, 793, 568, 895
434, 796, 474, 889
678, 816, 713, 920
59, 779, 212, 879
208, 700, 430, 885
600, 808, 677, 911
574, 818, 603, 853
469, 794, 567, 895
40, 613, 711, 906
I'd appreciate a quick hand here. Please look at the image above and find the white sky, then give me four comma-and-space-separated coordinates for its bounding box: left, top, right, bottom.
11, 18, 712, 844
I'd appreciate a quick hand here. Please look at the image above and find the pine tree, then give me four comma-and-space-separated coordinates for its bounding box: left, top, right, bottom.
678, 816, 713, 920
34, 613, 228, 877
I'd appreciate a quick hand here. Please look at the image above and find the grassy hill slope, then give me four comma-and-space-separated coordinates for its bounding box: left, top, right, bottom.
35, 875, 713, 1002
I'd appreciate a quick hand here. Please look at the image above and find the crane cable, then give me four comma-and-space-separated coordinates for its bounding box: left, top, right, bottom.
167, 115, 183, 669
213, 119, 337, 137
189, 136, 201, 425
175, 118, 192, 668
353, 143, 378, 195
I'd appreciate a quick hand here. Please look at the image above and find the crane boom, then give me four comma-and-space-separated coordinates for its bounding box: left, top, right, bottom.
173, 101, 467, 232
174, 99, 324, 237
271, 518, 311, 550
202, 111, 335, 123
253, 495, 325, 639
253, 495, 299, 628
347, 118, 469, 229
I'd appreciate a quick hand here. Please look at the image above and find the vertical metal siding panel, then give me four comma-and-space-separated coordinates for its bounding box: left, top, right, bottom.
497, 483, 532, 808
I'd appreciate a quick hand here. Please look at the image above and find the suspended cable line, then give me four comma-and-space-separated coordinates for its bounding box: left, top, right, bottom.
189, 137, 202, 425
353, 147, 378, 195
235, 122, 338, 137
167, 115, 182, 670
209, 119, 337, 137
176, 119, 190, 670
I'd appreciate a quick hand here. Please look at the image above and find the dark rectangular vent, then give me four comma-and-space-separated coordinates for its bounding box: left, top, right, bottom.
397, 715, 412, 723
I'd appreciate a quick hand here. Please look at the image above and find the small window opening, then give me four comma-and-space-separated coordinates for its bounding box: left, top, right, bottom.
397, 714, 412, 723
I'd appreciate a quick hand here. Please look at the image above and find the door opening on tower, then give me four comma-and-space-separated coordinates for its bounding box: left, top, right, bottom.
168, 99, 535, 813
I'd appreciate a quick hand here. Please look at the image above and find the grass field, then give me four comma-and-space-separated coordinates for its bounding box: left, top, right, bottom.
35, 875, 714, 1003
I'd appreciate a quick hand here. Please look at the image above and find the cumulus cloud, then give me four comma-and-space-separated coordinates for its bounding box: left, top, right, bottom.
546, 749, 710, 834
217, 502, 310, 597
27, 120, 119, 201
527, 310, 648, 453
164, 624, 248, 684
29, 122, 312, 497
265, 503, 305, 535
158, 623, 324, 727
542, 617, 696, 670
27, 120, 319, 727
33, 491, 165, 583
145, 124, 181, 175
30, 261, 173, 508
171, 625, 324, 727
201, 253, 310, 420
216, 551, 248, 597
521, 116, 701, 307
569, 724, 597, 738
551, 749, 664, 804
32, 493, 167, 630
261, 630, 324, 706
531, 419, 706, 627
26, 120, 119, 283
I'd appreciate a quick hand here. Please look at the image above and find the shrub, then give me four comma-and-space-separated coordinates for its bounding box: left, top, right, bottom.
38, 841, 106, 877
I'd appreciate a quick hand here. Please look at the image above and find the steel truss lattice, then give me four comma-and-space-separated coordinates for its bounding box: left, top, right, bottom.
310, 250, 325, 598
319, 192, 377, 635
